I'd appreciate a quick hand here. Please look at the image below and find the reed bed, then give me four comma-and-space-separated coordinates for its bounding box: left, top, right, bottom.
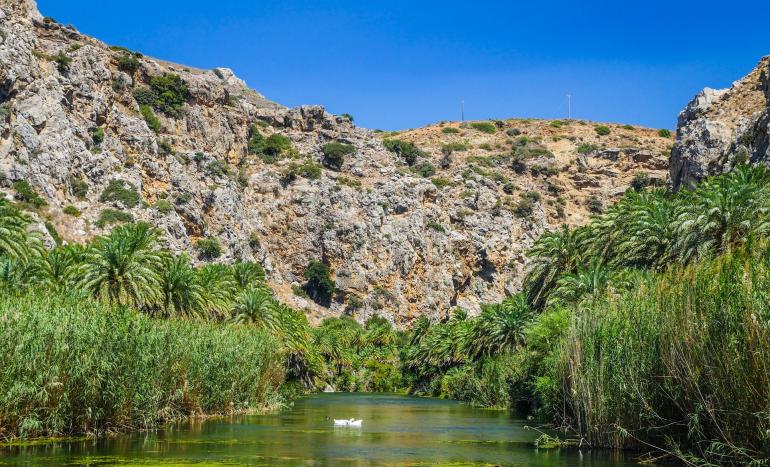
0, 290, 285, 441
562, 250, 770, 463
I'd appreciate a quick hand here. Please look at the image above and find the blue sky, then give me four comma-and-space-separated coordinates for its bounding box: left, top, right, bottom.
38, 0, 770, 130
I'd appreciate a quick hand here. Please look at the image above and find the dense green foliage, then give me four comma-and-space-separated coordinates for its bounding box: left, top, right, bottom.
247, 126, 294, 163
99, 179, 141, 208
303, 260, 335, 305
133, 73, 190, 117
382, 139, 426, 165
139, 105, 161, 133
321, 142, 355, 170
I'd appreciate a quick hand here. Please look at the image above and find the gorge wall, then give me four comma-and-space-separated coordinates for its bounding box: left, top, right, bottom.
0, 0, 672, 325
671, 56, 770, 190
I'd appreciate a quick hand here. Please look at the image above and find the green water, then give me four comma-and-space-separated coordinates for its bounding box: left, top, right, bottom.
0, 393, 637, 466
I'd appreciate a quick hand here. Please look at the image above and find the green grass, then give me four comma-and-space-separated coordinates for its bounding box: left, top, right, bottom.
0, 290, 283, 440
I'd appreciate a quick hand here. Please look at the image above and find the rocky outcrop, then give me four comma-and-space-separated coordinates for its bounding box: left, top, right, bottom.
0, 0, 671, 326
671, 56, 770, 190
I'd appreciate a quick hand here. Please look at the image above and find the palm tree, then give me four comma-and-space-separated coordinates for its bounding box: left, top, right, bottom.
612, 189, 675, 270
408, 315, 431, 346
232, 261, 266, 291
76, 223, 165, 308
672, 165, 770, 264
157, 254, 207, 318
27, 244, 86, 291
364, 315, 397, 347
231, 286, 280, 331
471, 293, 533, 358
524, 224, 586, 308
0, 256, 32, 289
547, 258, 631, 306
197, 263, 237, 319
0, 200, 41, 262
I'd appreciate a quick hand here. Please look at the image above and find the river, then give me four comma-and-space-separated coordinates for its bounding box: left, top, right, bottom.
0, 393, 637, 466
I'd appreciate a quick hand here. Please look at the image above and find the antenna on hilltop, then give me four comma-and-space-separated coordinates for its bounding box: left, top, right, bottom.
566, 94, 572, 120
461, 99, 465, 122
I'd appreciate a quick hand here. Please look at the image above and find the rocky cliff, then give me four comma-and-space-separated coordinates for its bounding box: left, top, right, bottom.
0, 0, 672, 325
671, 56, 770, 190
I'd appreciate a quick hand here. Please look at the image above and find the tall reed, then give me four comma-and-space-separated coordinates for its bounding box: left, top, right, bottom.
0, 290, 284, 441
561, 249, 770, 463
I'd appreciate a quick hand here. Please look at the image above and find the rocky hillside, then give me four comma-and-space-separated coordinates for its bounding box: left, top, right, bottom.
0, 0, 673, 326
671, 56, 770, 190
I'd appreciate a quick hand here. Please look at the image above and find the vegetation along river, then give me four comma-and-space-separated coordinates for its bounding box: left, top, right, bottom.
0, 393, 639, 466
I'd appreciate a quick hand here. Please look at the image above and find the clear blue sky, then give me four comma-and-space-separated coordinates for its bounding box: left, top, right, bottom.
38, 0, 770, 130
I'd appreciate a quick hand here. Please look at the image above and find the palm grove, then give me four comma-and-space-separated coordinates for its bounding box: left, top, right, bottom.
1, 163, 769, 464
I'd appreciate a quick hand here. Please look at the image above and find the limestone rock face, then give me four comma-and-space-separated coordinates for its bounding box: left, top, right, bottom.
0, 1, 671, 326
671, 56, 770, 190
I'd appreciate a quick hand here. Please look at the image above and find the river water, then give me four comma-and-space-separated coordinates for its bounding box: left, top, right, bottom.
0, 393, 637, 466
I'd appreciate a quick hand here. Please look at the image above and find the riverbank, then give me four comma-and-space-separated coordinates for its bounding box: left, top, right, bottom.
0, 291, 286, 442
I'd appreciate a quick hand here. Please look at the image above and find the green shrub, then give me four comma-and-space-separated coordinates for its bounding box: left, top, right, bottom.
549, 120, 564, 128
51, 51, 72, 73
139, 105, 161, 133
382, 139, 425, 165
657, 128, 672, 138
0, 102, 11, 122
412, 161, 436, 178
153, 199, 173, 214
149, 73, 189, 116
158, 139, 174, 155
426, 221, 445, 233
340, 113, 354, 122
12, 180, 46, 208
63, 205, 81, 216
304, 260, 335, 305
513, 191, 541, 218
132, 74, 189, 117
95, 208, 133, 228
594, 125, 611, 136
117, 53, 140, 73
205, 160, 230, 178
91, 126, 105, 145
622, 124, 635, 130
441, 127, 460, 134
197, 236, 222, 259
431, 177, 451, 189
69, 176, 88, 199
282, 160, 322, 185
470, 121, 496, 134
336, 176, 362, 189
506, 128, 521, 136
587, 195, 603, 213
577, 143, 598, 154
630, 171, 650, 192
247, 127, 294, 163
99, 179, 141, 208
441, 141, 469, 152
321, 142, 355, 170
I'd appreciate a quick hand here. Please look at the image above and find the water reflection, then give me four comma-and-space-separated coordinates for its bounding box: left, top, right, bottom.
1, 393, 638, 466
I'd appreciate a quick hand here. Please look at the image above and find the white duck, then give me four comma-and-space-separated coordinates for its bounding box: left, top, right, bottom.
334, 418, 363, 427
